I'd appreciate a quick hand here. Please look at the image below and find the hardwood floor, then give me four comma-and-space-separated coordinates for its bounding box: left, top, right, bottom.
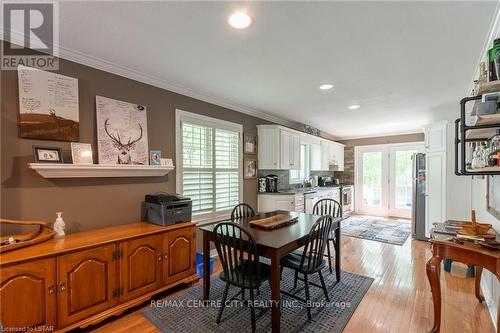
88, 235, 495, 333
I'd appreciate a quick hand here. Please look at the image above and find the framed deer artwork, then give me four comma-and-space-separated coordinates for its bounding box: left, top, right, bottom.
96, 96, 149, 165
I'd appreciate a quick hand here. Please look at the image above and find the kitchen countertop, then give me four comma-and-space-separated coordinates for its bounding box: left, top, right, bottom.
258, 185, 353, 195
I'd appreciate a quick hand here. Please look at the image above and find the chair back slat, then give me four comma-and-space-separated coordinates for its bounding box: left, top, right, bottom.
312, 199, 342, 218
214, 222, 259, 287
231, 203, 256, 221
300, 215, 334, 272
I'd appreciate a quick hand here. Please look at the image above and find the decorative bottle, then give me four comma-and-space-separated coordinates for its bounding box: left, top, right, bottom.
53, 212, 66, 238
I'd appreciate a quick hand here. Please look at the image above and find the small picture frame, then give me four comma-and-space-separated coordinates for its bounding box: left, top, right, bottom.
71, 143, 93, 164
243, 133, 257, 155
243, 158, 257, 180
160, 158, 173, 167
150, 150, 161, 166
33, 146, 64, 163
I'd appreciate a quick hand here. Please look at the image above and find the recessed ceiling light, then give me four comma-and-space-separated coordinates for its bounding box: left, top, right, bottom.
319, 84, 334, 90
348, 104, 361, 110
228, 11, 252, 29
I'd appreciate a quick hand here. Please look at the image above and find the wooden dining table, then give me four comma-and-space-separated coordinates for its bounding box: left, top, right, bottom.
199, 210, 343, 333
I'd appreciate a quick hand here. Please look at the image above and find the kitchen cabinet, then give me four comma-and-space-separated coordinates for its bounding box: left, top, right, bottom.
305, 188, 341, 213
0, 258, 57, 331
258, 194, 304, 213
57, 244, 118, 327
163, 226, 196, 285
120, 234, 163, 301
317, 140, 345, 171
425, 121, 447, 152
257, 125, 300, 170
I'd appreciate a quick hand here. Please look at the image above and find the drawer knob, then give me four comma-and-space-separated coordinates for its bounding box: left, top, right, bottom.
59, 282, 66, 292
157, 254, 163, 262
48, 285, 56, 294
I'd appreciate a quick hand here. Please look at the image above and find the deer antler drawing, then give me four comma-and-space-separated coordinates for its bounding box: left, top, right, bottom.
103, 118, 144, 164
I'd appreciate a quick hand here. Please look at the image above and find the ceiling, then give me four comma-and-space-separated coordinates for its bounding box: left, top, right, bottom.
57, 1, 498, 139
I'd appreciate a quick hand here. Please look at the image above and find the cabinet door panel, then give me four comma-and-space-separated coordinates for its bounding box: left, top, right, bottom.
121, 234, 163, 301
57, 244, 117, 327
163, 227, 195, 285
0, 258, 56, 330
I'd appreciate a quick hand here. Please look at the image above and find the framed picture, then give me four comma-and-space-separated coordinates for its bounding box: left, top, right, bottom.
243, 133, 257, 155
96, 96, 149, 165
33, 146, 63, 163
18, 66, 79, 141
243, 158, 257, 180
71, 143, 93, 164
150, 150, 161, 166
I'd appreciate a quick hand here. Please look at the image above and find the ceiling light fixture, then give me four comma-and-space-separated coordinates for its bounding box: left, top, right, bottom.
228, 11, 252, 29
319, 84, 334, 90
348, 104, 361, 110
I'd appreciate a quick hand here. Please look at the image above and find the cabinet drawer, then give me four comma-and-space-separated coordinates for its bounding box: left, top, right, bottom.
294, 195, 304, 205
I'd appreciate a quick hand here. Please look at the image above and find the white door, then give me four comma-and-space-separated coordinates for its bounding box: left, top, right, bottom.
355, 145, 389, 216
388, 144, 425, 218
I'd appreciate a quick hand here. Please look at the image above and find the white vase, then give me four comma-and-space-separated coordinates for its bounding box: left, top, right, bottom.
53, 212, 66, 238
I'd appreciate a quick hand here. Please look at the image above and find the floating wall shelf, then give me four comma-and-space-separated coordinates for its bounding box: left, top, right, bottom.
28, 163, 174, 178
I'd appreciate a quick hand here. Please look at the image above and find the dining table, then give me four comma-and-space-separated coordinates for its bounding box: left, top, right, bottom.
199, 210, 343, 333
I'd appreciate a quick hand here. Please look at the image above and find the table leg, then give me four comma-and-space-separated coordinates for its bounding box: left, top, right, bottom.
475, 266, 485, 303
335, 227, 341, 282
270, 252, 281, 333
426, 255, 442, 333
203, 233, 210, 300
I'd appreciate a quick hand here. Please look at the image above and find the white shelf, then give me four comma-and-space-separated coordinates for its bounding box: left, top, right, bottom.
28, 163, 174, 178
466, 166, 500, 173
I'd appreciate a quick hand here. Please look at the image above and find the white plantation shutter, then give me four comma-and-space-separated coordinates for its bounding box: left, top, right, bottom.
178, 111, 242, 219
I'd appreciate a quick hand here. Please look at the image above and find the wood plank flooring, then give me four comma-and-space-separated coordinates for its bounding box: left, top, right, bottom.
87, 234, 495, 333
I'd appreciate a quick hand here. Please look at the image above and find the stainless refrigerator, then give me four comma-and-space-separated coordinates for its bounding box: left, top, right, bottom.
411, 153, 427, 241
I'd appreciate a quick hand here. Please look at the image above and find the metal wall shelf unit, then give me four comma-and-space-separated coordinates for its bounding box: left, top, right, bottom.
454, 95, 500, 176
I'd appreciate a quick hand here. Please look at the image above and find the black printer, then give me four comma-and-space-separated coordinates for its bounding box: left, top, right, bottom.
144, 193, 192, 226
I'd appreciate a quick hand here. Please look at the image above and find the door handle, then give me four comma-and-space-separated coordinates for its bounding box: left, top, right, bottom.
157, 254, 163, 262
58, 282, 66, 292
164, 253, 168, 260
48, 285, 56, 294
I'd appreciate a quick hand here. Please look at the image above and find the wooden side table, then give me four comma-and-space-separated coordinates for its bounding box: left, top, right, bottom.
427, 233, 500, 333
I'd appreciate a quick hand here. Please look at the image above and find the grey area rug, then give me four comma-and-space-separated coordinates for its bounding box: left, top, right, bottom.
143, 266, 373, 333
341, 216, 411, 246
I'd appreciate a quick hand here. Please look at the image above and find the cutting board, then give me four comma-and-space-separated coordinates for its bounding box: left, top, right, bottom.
249, 214, 298, 230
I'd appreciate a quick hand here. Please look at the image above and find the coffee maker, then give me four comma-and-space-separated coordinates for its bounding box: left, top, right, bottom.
265, 175, 279, 192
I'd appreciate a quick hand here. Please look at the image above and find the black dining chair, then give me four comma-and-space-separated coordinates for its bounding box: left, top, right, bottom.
313, 199, 342, 280
213, 222, 270, 333
280, 215, 334, 320
231, 203, 256, 221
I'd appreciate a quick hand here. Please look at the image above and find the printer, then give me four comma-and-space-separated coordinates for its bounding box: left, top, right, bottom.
144, 193, 192, 226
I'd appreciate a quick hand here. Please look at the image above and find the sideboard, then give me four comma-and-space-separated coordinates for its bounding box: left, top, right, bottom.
0, 221, 198, 332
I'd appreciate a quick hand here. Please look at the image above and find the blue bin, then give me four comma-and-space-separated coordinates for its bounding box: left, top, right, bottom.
196, 252, 215, 278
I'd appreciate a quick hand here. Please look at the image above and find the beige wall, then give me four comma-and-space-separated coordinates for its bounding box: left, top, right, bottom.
1, 56, 272, 233
338, 132, 424, 147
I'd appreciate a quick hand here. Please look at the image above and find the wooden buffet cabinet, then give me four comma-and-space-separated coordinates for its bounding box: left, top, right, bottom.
0, 222, 198, 332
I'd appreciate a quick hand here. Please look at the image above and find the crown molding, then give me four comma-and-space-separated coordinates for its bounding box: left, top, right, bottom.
336, 129, 424, 141
1, 26, 303, 130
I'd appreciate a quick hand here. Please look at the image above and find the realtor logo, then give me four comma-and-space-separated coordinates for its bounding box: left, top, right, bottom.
1, 1, 59, 70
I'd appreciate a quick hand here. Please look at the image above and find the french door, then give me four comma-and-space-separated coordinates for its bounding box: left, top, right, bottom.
355, 143, 424, 218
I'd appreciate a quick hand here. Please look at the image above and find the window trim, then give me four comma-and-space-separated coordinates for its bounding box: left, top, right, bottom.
289, 143, 310, 184
175, 109, 243, 223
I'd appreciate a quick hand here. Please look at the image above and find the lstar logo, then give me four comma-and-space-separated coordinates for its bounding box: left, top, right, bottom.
1, 1, 59, 70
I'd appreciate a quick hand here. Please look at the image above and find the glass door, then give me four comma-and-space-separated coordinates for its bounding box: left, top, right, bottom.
355, 145, 389, 216
389, 144, 424, 218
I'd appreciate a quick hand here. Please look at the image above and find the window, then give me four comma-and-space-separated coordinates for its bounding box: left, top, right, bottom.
176, 110, 242, 221
290, 143, 310, 183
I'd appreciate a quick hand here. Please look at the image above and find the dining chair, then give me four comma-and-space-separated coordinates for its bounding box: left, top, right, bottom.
213, 222, 270, 333
280, 215, 334, 320
230, 203, 256, 221
313, 199, 342, 276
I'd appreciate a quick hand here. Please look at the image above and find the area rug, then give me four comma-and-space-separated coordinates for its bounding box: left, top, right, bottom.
341, 216, 411, 246
143, 266, 373, 333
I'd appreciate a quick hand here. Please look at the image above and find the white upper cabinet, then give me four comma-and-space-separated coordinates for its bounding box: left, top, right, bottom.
318, 140, 344, 171
257, 125, 300, 170
424, 122, 447, 152
258, 125, 343, 171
